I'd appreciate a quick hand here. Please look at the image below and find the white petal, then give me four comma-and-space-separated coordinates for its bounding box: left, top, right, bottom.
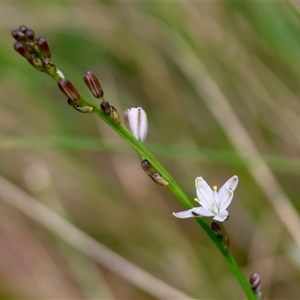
192, 207, 215, 217
213, 210, 229, 222
218, 175, 238, 211
218, 175, 239, 196
173, 207, 214, 218
173, 209, 195, 218
195, 177, 214, 211
219, 189, 233, 212
136, 107, 148, 142
212, 191, 220, 214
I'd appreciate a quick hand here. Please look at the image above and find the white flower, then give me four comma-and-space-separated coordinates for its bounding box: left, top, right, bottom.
173, 175, 239, 222
123, 107, 148, 142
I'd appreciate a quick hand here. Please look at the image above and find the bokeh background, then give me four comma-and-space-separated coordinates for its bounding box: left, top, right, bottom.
1, 1, 300, 299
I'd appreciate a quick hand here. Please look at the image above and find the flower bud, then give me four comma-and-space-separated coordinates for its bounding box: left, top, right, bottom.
141, 160, 169, 186
141, 160, 154, 176
100, 100, 111, 115
19, 25, 28, 33
12, 30, 24, 41
58, 78, 80, 101
211, 221, 229, 249
123, 107, 148, 142
83, 71, 104, 98
211, 221, 221, 232
14, 42, 29, 58
25, 29, 35, 41
37, 37, 51, 58
250, 273, 262, 299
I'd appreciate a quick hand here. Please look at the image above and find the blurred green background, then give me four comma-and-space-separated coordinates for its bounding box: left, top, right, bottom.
1, 1, 300, 299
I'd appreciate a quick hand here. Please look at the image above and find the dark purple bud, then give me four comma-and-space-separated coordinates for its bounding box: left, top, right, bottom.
19, 25, 28, 33
43, 58, 56, 75
37, 37, 51, 58
12, 30, 24, 41
211, 221, 221, 233
58, 78, 80, 101
83, 71, 104, 98
100, 100, 111, 115
12, 30, 20, 39
25, 29, 35, 41
14, 42, 27, 57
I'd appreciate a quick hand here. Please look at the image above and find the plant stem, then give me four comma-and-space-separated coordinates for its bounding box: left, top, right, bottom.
50, 74, 257, 299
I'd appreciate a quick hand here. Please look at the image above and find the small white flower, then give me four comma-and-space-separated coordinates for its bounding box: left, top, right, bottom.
173, 175, 239, 222
123, 107, 148, 142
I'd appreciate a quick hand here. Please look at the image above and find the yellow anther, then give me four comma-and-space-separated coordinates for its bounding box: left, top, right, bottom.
212, 202, 216, 206
197, 181, 202, 187
194, 198, 199, 202
213, 185, 218, 191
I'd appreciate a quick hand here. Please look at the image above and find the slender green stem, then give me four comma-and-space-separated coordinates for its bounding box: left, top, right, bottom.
49, 73, 257, 299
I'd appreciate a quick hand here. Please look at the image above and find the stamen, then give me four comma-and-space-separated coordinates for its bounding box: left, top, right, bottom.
213, 185, 218, 191
197, 181, 201, 187
194, 198, 199, 203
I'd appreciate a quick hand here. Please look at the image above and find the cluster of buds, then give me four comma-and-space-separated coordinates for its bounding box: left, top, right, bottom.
12, 25, 60, 77
12, 25, 167, 186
